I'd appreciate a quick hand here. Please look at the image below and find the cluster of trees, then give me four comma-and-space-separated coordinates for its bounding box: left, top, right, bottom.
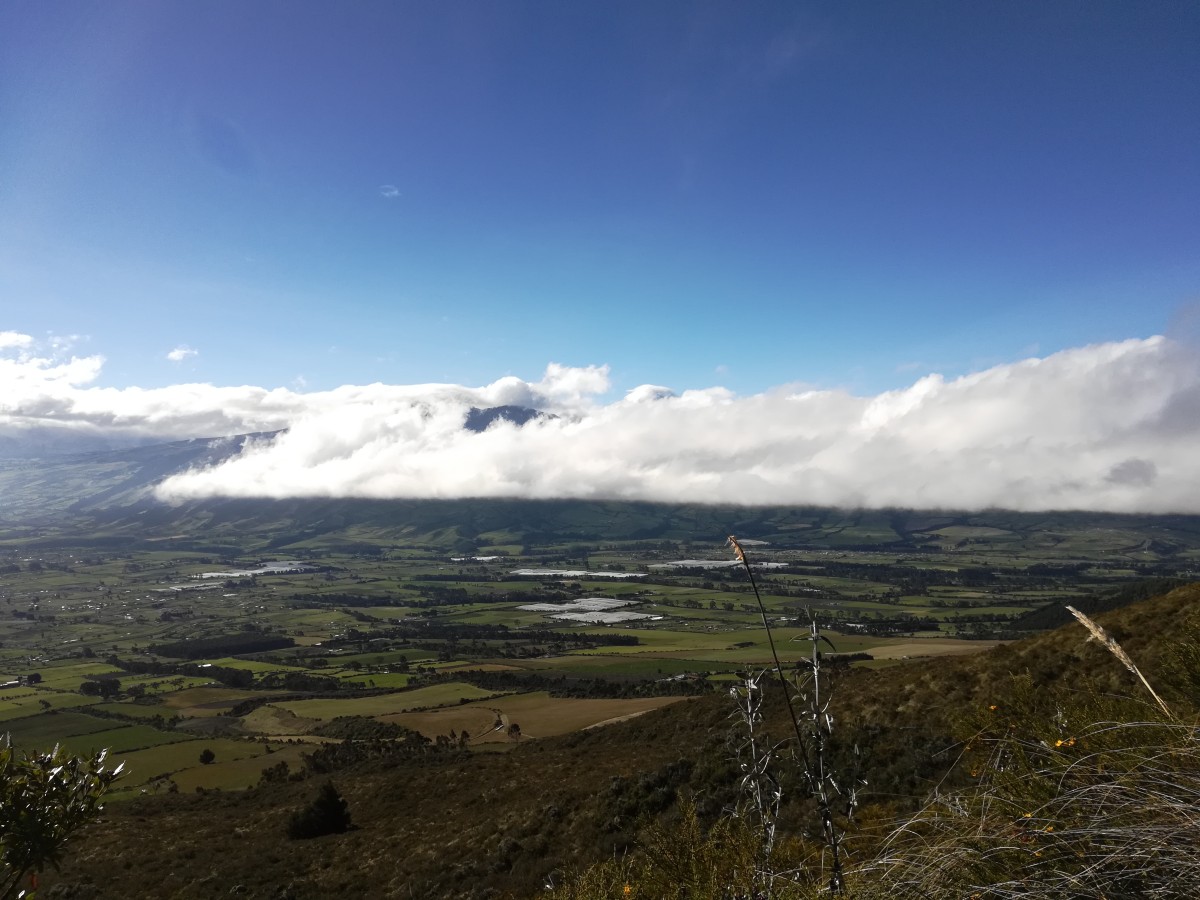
289, 591, 405, 608
256, 671, 341, 692
78, 679, 121, 699
311, 716, 413, 741
299, 726, 453, 775
422, 668, 712, 699
149, 632, 295, 659
107, 656, 256, 689
317, 623, 639, 662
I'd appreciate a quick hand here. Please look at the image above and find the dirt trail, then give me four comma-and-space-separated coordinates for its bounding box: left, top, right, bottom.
584, 709, 654, 730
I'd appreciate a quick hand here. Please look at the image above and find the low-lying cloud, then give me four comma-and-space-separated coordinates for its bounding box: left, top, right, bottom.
2, 332, 1198, 512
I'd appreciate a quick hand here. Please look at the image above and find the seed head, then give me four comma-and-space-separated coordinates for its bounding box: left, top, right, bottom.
727, 535, 746, 563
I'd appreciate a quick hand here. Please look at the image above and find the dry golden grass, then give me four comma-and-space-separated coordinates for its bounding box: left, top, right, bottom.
389, 691, 691, 742
1066, 604, 1172, 717
159, 687, 258, 716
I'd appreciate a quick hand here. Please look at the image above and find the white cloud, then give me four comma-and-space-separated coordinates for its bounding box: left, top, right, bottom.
48, 334, 84, 353
2, 336, 1198, 512
0, 331, 34, 351
379, 184, 400, 199
166, 346, 199, 362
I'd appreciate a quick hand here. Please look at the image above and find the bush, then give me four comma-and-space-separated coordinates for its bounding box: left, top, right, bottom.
286, 782, 352, 840
0, 742, 122, 898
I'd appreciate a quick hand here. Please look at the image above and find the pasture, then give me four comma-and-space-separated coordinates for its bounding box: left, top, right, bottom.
2, 506, 1188, 796
392, 691, 689, 742
277, 682, 503, 720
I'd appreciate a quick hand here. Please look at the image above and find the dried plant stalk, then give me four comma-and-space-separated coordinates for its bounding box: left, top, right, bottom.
1065, 605, 1172, 719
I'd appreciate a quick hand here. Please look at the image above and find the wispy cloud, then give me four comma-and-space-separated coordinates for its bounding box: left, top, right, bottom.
166, 346, 199, 363
379, 184, 400, 199
0, 331, 34, 351
2, 337, 1198, 513
185, 110, 257, 178
0, 332, 103, 386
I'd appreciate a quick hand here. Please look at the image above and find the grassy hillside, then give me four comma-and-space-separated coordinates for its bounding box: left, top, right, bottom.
37, 582, 1200, 899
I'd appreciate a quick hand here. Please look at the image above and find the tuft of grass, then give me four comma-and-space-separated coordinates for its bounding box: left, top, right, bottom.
861, 717, 1200, 899
855, 606, 1198, 899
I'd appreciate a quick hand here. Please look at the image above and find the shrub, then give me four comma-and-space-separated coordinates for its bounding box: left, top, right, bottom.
0, 742, 122, 899
286, 782, 352, 840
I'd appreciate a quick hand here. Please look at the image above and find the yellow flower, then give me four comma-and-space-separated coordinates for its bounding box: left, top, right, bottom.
624, 886, 632, 897
988, 705, 998, 711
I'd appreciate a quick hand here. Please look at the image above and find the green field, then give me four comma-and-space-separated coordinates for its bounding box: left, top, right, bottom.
1, 500, 1195, 797
59, 723, 193, 755
107, 738, 271, 789
0, 689, 99, 720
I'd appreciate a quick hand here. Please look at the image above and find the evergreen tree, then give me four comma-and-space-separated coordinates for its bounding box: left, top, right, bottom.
286, 781, 352, 839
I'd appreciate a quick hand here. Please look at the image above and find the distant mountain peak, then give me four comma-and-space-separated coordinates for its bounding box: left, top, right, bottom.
463, 406, 548, 433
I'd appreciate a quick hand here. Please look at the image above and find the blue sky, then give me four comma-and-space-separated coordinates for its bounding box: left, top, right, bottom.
2, 0, 1198, 398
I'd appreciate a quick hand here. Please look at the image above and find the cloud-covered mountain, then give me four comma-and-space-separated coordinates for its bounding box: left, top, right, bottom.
2, 333, 1198, 513
463, 406, 551, 433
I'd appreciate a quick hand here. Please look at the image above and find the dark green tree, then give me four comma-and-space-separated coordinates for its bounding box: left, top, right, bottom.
286, 781, 352, 839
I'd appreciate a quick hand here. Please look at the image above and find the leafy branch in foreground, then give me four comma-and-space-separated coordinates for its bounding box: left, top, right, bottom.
0, 741, 122, 900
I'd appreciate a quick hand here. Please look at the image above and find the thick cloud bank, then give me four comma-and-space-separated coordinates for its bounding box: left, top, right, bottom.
2, 334, 1198, 512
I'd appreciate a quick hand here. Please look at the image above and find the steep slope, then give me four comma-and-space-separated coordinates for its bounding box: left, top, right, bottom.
0, 434, 276, 524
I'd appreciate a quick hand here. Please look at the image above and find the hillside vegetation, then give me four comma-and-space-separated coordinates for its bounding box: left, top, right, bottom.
34, 582, 1200, 898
